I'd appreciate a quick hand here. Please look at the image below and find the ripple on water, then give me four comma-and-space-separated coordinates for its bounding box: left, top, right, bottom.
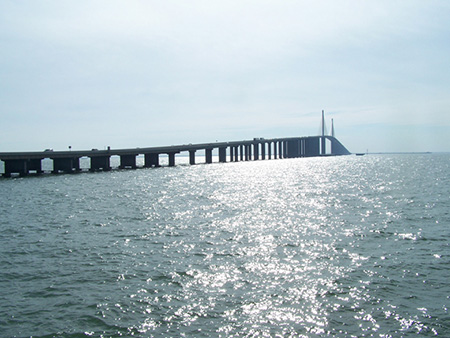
0, 154, 449, 336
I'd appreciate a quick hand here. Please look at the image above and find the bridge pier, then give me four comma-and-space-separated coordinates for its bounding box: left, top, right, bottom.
53, 157, 80, 173
168, 152, 176, 167
321, 136, 326, 155
144, 153, 159, 167
205, 149, 213, 164
189, 150, 196, 165
90, 155, 111, 171
253, 143, 259, 160
219, 147, 226, 163
28, 159, 44, 174
2, 158, 45, 177
234, 146, 239, 162
305, 137, 320, 157
119, 154, 137, 169
286, 139, 303, 158
3, 159, 28, 177
240, 145, 244, 161
261, 143, 266, 160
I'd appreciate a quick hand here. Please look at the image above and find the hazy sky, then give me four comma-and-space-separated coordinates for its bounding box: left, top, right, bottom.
1, 1, 449, 153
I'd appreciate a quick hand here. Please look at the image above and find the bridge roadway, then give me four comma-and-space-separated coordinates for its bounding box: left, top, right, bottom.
0, 135, 350, 177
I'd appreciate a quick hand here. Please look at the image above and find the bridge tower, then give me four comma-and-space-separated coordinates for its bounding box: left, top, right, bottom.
321, 110, 326, 155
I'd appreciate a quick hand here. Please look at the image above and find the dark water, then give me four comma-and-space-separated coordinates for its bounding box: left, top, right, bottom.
1, 154, 449, 337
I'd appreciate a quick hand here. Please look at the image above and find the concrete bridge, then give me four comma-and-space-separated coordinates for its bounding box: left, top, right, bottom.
0, 135, 350, 177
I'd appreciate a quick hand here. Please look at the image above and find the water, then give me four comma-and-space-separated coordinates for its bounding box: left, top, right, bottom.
0, 154, 449, 337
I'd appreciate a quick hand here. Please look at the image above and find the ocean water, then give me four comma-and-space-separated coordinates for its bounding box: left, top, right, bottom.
0, 154, 449, 337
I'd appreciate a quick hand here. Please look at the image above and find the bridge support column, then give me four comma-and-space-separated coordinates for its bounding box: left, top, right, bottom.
287, 139, 302, 158
229, 146, 234, 162
189, 150, 196, 165
253, 143, 259, 160
240, 145, 244, 161
2, 158, 45, 177
267, 142, 272, 159
119, 154, 137, 169
321, 137, 326, 155
168, 152, 176, 167
53, 157, 80, 173
144, 153, 159, 167
273, 142, 277, 159
28, 159, 44, 174
3, 159, 28, 177
219, 147, 226, 163
90, 156, 111, 171
305, 137, 320, 157
261, 143, 266, 160
205, 148, 213, 164
234, 146, 239, 162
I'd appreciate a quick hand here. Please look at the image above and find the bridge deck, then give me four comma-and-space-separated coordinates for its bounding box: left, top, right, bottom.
0, 136, 350, 177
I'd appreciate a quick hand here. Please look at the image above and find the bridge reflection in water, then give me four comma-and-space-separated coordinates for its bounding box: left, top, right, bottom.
0, 135, 350, 178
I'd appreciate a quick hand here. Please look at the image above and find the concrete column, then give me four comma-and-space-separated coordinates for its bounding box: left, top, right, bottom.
119, 154, 137, 169
168, 152, 176, 167
189, 150, 196, 165
261, 143, 266, 160
205, 148, 213, 164
286, 140, 301, 158
229, 146, 234, 162
248, 144, 252, 160
278, 142, 283, 159
28, 158, 44, 174
273, 141, 278, 159
234, 146, 239, 162
283, 141, 288, 159
53, 157, 80, 173
253, 143, 259, 160
321, 136, 326, 155
305, 137, 320, 157
219, 147, 227, 163
144, 153, 160, 167
240, 145, 244, 161
90, 156, 111, 171
267, 142, 272, 159
3, 159, 28, 177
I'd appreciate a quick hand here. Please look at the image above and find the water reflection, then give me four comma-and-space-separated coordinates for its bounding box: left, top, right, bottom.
1, 155, 448, 336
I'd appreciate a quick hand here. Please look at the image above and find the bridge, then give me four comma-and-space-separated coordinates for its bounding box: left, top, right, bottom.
0, 135, 350, 177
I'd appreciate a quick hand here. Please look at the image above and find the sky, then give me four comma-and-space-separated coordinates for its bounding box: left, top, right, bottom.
1, 1, 449, 153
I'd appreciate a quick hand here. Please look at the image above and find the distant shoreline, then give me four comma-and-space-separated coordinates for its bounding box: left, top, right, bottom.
361, 152, 435, 155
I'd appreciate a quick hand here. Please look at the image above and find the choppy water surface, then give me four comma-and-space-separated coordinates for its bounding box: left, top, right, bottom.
0, 154, 449, 337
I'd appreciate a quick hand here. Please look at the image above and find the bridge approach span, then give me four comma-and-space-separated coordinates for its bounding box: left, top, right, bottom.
0, 135, 350, 177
